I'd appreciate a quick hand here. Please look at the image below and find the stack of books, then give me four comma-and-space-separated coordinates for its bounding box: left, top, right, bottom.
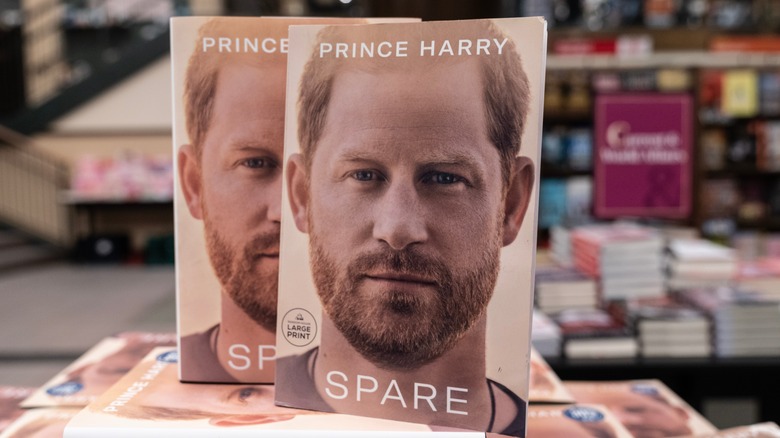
679, 287, 780, 357
571, 223, 665, 300
666, 238, 738, 290
736, 256, 780, 299
626, 297, 711, 358
531, 309, 562, 358
553, 308, 638, 359
549, 225, 573, 267
535, 265, 598, 314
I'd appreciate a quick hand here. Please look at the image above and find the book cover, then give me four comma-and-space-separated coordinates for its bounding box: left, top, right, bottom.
64, 348, 484, 437
170, 16, 418, 384
676, 422, 780, 438
0, 387, 34, 433
275, 17, 547, 437
564, 380, 718, 438
526, 404, 633, 437
0, 408, 79, 438
594, 93, 693, 219
528, 349, 575, 404
22, 332, 175, 408
722, 69, 759, 118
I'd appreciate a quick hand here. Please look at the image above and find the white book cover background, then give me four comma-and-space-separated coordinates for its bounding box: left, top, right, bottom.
64, 348, 484, 437
276, 17, 546, 436
22, 332, 175, 408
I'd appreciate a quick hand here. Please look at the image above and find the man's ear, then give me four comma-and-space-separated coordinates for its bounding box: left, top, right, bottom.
209, 413, 296, 427
286, 153, 311, 233
502, 156, 534, 247
178, 144, 203, 220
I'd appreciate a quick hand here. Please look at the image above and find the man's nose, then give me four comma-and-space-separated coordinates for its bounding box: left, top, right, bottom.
372, 181, 428, 250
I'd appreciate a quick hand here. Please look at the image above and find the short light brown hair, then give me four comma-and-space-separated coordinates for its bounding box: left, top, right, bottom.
183, 18, 288, 159
184, 17, 370, 160
297, 20, 531, 185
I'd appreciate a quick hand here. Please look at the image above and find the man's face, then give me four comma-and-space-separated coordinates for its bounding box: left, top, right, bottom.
305, 59, 507, 370
197, 63, 285, 331
582, 391, 691, 438
138, 366, 288, 416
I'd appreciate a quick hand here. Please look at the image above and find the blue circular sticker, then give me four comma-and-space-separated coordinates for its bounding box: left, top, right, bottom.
156, 350, 178, 363
46, 381, 83, 397
564, 406, 605, 423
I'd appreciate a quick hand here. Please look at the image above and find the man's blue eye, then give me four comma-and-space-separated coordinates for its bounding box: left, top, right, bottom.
352, 170, 376, 181
429, 172, 462, 184
239, 387, 258, 402
243, 158, 276, 169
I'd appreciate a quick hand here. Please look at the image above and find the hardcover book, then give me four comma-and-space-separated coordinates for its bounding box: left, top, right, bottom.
22, 332, 175, 408
170, 16, 418, 384
275, 17, 547, 437
528, 349, 575, 404
0, 387, 34, 433
0, 408, 79, 438
676, 422, 780, 438
526, 404, 633, 438
594, 93, 693, 219
564, 379, 718, 438
64, 348, 484, 437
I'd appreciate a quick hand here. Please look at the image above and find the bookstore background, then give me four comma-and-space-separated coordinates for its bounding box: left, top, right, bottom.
2, 0, 780, 437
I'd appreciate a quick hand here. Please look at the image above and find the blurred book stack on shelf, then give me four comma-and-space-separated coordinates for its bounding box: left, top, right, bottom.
679, 287, 780, 357
736, 256, 780, 299
553, 307, 638, 359
666, 238, 738, 290
571, 223, 665, 300
535, 264, 598, 314
531, 309, 563, 358
625, 296, 712, 358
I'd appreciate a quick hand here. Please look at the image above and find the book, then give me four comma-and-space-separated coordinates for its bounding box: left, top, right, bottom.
534, 265, 598, 314
0, 408, 79, 438
538, 179, 566, 229
594, 93, 693, 219
22, 332, 175, 408
565, 177, 593, 226
564, 380, 718, 438
625, 296, 711, 358
528, 349, 574, 404
677, 287, 780, 357
722, 70, 759, 118
0, 387, 34, 433
554, 308, 638, 359
275, 17, 547, 436
531, 309, 561, 358
64, 348, 484, 437
676, 422, 780, 438
170, 15, 419, 384
526, 404, 633, 437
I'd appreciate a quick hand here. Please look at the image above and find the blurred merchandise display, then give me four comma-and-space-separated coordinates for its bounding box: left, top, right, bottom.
69, 152, 173, 202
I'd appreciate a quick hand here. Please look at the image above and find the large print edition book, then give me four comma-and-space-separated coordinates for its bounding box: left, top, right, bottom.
64, 348, 484, 437
171, 15, 417, 384
276, 17, 547, 437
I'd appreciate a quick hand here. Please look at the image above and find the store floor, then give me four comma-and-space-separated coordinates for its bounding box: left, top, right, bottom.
0, 262, 175, 386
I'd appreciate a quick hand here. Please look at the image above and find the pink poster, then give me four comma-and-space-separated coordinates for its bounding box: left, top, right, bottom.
595, 93, 693, 219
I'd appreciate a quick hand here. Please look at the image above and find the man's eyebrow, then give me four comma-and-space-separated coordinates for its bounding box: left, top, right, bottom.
229, 142, 280, 156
